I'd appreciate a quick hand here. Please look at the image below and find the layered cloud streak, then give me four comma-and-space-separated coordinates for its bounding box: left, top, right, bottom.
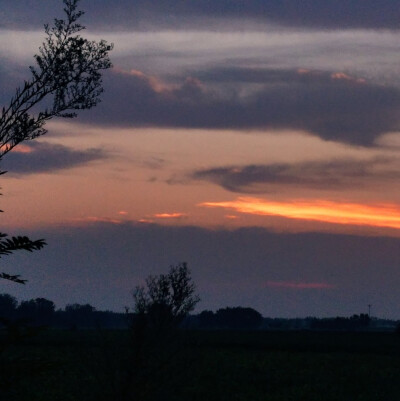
0, 142, 107, 175
192, 157, 400, 193
83, 67, 400, 146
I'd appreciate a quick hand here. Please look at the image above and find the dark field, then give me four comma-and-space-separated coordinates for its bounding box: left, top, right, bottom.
1, 329, 400, 400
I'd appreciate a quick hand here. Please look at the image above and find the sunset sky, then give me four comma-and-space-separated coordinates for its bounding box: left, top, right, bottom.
0, 0, 399, 318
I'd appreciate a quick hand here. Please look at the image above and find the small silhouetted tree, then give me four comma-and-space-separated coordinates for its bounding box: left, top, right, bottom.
0, 0, 112, 284
132, 262, 200, 329
107, 263, 200, 401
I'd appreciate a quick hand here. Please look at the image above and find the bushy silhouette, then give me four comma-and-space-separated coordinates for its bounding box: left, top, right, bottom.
132, 262, 200, 330
17, 298, 55, 326
198, 309, 216, 328
198, 306, 263, 329
65, 303, 96, 329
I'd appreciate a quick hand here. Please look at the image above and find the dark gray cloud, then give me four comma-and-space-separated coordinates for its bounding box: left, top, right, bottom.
191, 158, 398, 193
84, 68, 400, 146
4, 222, 400, 318
0, 141, 107, 175
1, 0, 399, 30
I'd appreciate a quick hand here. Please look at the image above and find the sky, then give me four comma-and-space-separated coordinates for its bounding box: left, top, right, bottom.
0, 0, 399, 318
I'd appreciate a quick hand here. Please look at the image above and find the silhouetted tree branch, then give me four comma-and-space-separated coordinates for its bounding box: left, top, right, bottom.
0, 235, 46, 284
0, 0, 113, 283
0, 0, 113, 157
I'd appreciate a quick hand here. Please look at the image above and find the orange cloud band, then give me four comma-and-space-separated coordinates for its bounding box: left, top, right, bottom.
200, 197, 400, 230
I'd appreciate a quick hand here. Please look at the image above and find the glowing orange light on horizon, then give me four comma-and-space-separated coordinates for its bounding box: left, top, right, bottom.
70, 216, 122, 225
138, 218, 154, 224
225, 215, 239, 220
153, 212, 186, 219
200, 197, 400, 230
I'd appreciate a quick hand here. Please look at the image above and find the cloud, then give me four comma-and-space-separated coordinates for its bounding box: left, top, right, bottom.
200, 197, 400, 230
69, 216, 123, 225
191, 158, 399, 193
1, 1, 399, 31
136, 212, 188, 223
141, 156, 166, 170
0, 141, 108, 175
153, 212, 187, 219
196, 67, 366, 85
84, 68, 400, 146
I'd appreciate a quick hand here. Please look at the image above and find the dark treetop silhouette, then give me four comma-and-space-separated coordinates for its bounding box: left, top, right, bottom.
0, 0, 112, 283
132, 262, 200, 328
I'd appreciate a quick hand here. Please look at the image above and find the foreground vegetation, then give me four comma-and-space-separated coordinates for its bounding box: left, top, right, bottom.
1, 329, 400, 401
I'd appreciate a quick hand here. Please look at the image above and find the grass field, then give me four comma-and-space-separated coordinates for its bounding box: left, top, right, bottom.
1, 329, 400, 400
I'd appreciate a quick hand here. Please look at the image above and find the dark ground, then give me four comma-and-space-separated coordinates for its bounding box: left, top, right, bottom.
1, 329, 400, 400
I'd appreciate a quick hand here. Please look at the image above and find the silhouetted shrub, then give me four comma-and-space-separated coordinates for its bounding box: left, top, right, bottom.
215, 307, 263, 330
198, 310, 216, 328
17, 298, 55, 326
64, 303, 96, 329
132, 262, 200, 330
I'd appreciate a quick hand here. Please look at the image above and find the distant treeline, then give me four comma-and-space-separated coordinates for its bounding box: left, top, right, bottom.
0, 294, 127, 330
191, 310, 397, 331
0, 293, 397, 331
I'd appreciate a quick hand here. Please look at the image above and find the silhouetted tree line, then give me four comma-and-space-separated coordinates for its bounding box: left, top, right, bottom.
2, 293, 397, 333
194, 312, 398, 332
262, 315, 376, 331
0, 294, 127, 329
309, 314, 371, 331
0, 293, 266, 331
